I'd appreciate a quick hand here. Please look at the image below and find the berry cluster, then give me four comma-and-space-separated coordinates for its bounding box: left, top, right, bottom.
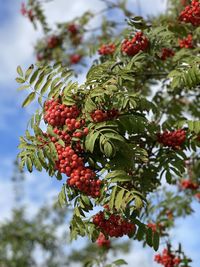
179, 0, 200, 26
67, 167, 101, 197
180, 179, 199, 190
93, 211, 136, 237
68, 24, 79, 35
47, 36, 61, 49
157, 129, 186, 149
96, 232, 111, 248
44, 100, 80, 127
178, 34, 193, 48
98, 44, 116, 56
70, 54, 82, 64
43, 99, 102, 197
160, 48, 175, 60
91, 109, 119, 123
154, 248, 181, 267
121, 32, 149, 56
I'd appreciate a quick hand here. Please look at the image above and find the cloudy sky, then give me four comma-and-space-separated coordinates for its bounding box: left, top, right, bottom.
0, 0, 200, 266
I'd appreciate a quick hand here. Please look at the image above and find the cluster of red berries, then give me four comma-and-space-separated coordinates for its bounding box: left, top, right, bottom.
68, 24, 79, 35
91, 109, 119, 123
98, 43, 116, 56
44, 100, 80, 127
93, 211, 136, 237
121, 31, 149, 56
157, 129, 186, 149
96, 232, 111, 248
69, 54, 82, 64
154, 249, 181, 267
180, 179, 199, 190
178, 34, 193, 48
43, 99, 102, 197
67, 23, 82, 46
47, 36, 61, 49
67, 166, 101, 197
160, 48, 175, 60
20, 2, 34, 21
147, 222, 164, 232
179, 0, 200, 26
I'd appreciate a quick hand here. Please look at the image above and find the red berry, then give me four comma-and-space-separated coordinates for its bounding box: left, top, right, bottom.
178, 34, 193, 48
121, 32, 149, 56
98, 43, 116, 56
179, 0, 200, 26
70, 54, 82, 64
157, 129, 186, 149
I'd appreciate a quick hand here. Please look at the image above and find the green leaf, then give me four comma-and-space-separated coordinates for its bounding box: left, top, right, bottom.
187, 120, 194, 131
103, 141, 113, 157
153, 231, 160, 251
85, 131, 99, 153
25, 64, 34, 80
32, 154, 43, 171
58, 185, 67, 207
135, 223, 145, 241
35, 74, 46, 91
30, 69, 40, 85
193, 121, 200, 134
134, 196, 143, 209
106, 170, 131, 182
22, 92, 36, 107
103, 132, 124, 142
109, 186, 117, 209
40, 79, 52, 95
17, 66, 23, 77
115, 189, 125, 210
112, 259, 127, 266
106, 170, 128, 179
166, 170, 172, 183
146, 227, 153, 247
16, 77, 25, 83
17, 85, 30, 91
26, 157, 33, 172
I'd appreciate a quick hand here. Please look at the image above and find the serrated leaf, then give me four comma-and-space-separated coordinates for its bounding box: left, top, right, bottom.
134, 196, 143, 209
58, 185, 67, 207
115, 189, 125, 210
40, 79, 52, 95
26, 157, 33, 172
146, 227, 153, 247
85, 131, 99, 153
32, 154, 43, 171
135, 224, 145, 240
153, 231, 160, 251
16, 77, 25, 83
17, 85, 30, 91
35, 74, 46, 91
30, 69, 40, 85
25, 64, 34, 80
109, 186, 117, 209
104, 132, 124, 142
17, 66, 23, 77
103, 141, 113, 157
112, 259, 127, 266
22, 92, 36, 107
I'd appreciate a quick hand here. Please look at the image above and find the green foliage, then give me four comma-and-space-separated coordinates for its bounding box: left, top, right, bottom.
16, 0, 200, 263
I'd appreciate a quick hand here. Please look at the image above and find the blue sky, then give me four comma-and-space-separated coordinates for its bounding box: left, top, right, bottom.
0, 0, 199, 266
